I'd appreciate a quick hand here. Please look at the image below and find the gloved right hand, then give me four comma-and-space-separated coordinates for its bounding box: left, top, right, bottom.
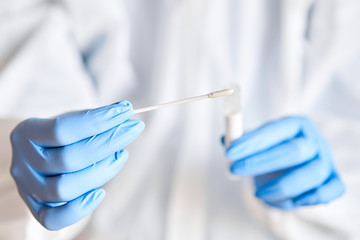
10, 101, 144, 230
226, 116, 345, 209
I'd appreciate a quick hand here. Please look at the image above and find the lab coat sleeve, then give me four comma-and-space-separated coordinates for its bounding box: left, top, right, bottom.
0, 119, 26, 239
0, 3, 104, 239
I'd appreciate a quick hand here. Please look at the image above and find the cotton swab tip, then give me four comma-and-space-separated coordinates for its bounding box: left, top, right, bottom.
207, 88, 234, 98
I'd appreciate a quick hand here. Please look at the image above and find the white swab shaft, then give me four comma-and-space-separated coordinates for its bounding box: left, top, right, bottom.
133, 88, 233, 114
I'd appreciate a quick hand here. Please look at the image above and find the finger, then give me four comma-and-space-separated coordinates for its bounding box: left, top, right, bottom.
44, 149, 128, 202
293, 173, 345, 207
20, 188, 105, 231
263, 199, 296, 210
17, 149, 128, 203
262, 173, 345, 209
255, 157, 332, 202
19, 101, 133, 147
32, 119, 144, 173
254, 169, 286, 188
226, 117, 302, 161
230, 137, 318, 176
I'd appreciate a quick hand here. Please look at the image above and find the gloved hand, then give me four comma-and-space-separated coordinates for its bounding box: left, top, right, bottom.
226, 116, 345, 209
10, 101, 144, 230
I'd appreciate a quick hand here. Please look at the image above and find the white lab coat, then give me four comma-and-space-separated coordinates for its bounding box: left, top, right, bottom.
1, 0, 360, 239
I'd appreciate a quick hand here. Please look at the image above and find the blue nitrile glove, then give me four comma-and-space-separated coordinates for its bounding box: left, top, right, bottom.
10, 101, 144, 230
226, 116, 345, 209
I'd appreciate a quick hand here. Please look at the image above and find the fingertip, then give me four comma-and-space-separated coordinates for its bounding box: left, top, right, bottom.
225, 142, 242, 160
112, 101, 133, 116
229, 161, 248, 175
225, 148, 236, 161
121, 120, 146, 137
328, 174, 346, 200
229, 164, 238, 175
80, 188, 106, 210
112, 149, 129, 170
116, 149, 129, 161
92, 188, 106, 201
255, 184, 278, 201
339, 180, 346, 195
225, 137, 248, 160
102, 101, 133, 122
293, 173, 346, 207
293, 193, 316, 207
263, 199, 296, 210
39, 189, 106, 231
137, 120, 145, 132
116, 100, 133, 110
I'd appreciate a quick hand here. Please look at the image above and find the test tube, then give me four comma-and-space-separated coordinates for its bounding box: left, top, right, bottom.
223, 84, 243, 147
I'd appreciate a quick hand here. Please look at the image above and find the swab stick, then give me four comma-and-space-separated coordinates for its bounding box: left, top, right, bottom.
133, 88, 234, 114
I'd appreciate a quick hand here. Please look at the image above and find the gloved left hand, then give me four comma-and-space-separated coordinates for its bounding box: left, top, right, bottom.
226, 116, 345, 209
10, 101, 144, 230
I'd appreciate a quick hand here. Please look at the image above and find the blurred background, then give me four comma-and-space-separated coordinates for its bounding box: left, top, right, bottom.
1, 0, 360, 239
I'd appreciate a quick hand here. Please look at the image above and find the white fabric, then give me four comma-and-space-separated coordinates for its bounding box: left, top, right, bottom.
0, 0, 360, 239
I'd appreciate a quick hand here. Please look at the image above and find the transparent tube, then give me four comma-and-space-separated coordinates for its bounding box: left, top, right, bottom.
223, 84, 243, 147
223, 84, 243, 180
